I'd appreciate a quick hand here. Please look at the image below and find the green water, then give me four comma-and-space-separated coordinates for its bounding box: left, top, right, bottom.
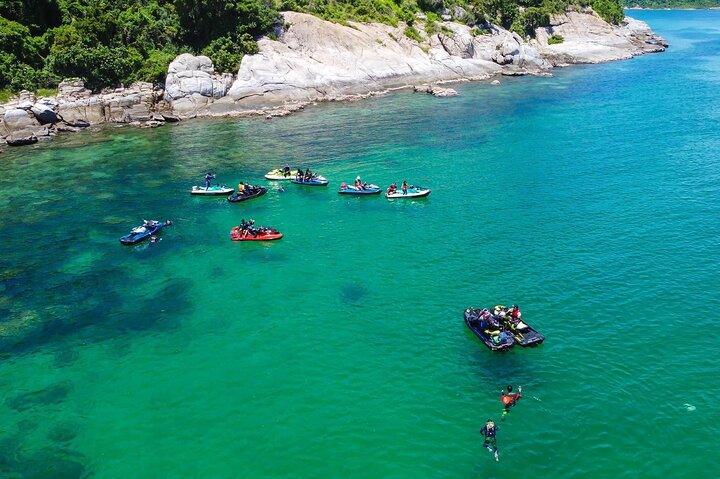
1, 10, 719, 478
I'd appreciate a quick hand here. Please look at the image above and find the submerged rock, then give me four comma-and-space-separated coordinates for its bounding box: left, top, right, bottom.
341, 283, 368, 303
5, 380, 72, 411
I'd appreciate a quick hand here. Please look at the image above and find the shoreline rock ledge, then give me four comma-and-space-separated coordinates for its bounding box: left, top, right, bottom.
0, 10, 666, 148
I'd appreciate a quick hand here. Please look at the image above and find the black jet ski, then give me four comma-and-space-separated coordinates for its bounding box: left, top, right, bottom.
120, 220, 172, 245
464, 308, 514, 351
500, 316, 544, 347
228, 186, 267, 203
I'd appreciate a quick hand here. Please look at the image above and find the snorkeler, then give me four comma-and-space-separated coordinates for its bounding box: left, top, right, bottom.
480, 419, 499, 461
500, 385, 522, 418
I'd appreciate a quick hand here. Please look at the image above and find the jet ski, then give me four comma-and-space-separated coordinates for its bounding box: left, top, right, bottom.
228, 186, 267, 203
339, 183, 381, 195
191, 185, 234, 195
496, 307, 545, 347
386, 185, 431, 198
291, 175, 328, 186
265, 168, 299, 180
120, 220, 172, 245
230, 225, 283, 241
464, 308, 515, 351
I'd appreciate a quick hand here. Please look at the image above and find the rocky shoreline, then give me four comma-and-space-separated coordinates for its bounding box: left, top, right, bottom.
0, 9, 666, 150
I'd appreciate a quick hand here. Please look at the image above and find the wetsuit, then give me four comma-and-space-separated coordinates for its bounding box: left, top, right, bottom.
480, 424, 498, 453
501, 391, 522, 415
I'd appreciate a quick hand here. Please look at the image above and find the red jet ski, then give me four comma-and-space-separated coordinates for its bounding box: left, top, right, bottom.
230, 225, 283, 241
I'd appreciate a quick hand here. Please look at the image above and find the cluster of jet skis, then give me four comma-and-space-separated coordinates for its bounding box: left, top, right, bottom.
120, 167, 431, 244
464, 305, 545, 351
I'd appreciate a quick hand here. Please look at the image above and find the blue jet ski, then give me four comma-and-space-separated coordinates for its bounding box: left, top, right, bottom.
339, 183, 381, 195
291, 175, 328, 186
120, 220, 172, 245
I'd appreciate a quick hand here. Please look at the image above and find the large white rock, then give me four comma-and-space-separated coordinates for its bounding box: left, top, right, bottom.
119, 11, 667, 121
225, 12, 543, 108
533, 11, 667, 65
165, 53, 234, 104
3, 108, 43, 145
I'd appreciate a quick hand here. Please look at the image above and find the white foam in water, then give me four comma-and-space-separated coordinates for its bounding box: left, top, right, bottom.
684, 403, 696, 412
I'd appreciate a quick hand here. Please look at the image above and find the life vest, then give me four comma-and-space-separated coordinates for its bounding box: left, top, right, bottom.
501, 394, 515, 406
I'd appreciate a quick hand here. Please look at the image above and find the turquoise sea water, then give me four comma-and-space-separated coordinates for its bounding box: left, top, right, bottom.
1, 9, 719, 478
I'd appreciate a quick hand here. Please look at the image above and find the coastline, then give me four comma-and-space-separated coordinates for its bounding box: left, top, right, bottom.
0, 9, 667, 151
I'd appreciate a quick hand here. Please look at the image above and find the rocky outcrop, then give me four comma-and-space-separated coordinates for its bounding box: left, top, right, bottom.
159, 12, 550, 117
218, 12, 547, 113
165, 54, 234, 119
533, 11, 667, 66
1, 80, 167, 146
414, 84, 459, 97
3, 107, 42, 146
1, 10, 666, 147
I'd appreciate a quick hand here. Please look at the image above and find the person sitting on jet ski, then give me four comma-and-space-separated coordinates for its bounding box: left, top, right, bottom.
476, 309, 491, 329
237, 182, 246, 194
354, 176, 364, 190
491, 330, 509, 344
500, 385, 522, 417
204, 172, 215, 189
387, 183, 397, 195
304, 168, 312, 181
487, 314, 501, 330
296, 170, 304, 181
283, 165, 291, 177
505, 305, 522, 329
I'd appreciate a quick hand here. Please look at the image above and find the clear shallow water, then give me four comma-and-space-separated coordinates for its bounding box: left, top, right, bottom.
1, 9, 719, 478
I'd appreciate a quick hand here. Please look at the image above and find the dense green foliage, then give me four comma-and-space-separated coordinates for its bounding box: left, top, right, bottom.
591, 0, 624, 23
0, 0, 277, 92
0, 0, 628, 95
547, 33, 564, 43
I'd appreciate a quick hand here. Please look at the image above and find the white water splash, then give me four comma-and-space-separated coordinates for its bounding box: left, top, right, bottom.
684, 403, 696, 412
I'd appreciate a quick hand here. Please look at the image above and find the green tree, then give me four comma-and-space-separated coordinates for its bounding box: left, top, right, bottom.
135, 48, 178, 83
201, 33, 259, 73
513, 6, 549, 37
475, 0, 519, 28
592, 0, 623, 24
